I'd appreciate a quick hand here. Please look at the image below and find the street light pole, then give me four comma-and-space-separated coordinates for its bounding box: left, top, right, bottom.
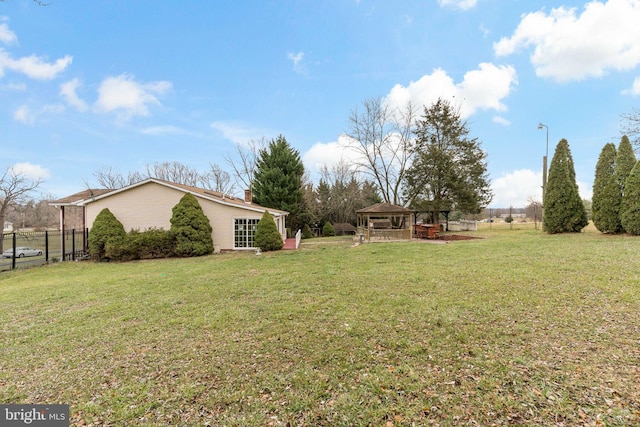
537, 123, 548, 204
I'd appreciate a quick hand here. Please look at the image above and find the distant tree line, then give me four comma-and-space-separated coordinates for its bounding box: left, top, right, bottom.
79, 97, 493, 235
0, 97, 496, 243
7, 97, 640, 243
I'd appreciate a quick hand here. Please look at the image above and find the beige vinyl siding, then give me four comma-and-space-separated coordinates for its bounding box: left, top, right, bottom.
85, 181, 285, 251
85, 182, 178, 232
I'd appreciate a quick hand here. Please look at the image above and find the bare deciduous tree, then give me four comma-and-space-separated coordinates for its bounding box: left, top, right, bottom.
621, 107, 640, 150
92, 161, 237, 194
146, 161, 202, 187
345, 98, 416, 205
0, 166, 42, 250
93, 167, 144, 189
223, 137, 266, 192
200, 163, 235, 195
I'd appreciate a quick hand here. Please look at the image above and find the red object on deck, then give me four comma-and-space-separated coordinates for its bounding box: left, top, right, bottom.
415, 224, 441, 239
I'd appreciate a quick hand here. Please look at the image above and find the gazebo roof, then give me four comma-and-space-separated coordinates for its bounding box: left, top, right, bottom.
356, 202, 413, 214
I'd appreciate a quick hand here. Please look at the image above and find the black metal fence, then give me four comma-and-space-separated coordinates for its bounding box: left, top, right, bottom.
0, 229, 88, 272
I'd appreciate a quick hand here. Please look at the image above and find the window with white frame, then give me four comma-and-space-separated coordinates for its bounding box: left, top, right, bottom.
234, 218, 260, 248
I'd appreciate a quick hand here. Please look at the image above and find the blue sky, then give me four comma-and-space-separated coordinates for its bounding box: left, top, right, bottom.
1, 0, 639, 208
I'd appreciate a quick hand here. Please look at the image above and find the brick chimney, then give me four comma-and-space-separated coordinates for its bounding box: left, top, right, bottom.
244, 189, 252, 203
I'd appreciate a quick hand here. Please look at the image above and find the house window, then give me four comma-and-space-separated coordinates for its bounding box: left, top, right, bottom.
234, 218, 260, 248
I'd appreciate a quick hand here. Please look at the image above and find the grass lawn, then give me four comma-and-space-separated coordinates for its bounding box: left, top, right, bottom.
1, 229, 640, 426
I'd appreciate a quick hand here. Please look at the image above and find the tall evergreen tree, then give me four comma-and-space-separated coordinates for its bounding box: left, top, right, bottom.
615, 135, 637, 194
614, 135, 637, 233
620, 160, 640, 235
592, 143, 622, 233
404, 98, 492, 224
253, 135, 307, 231
543, 139, 588, 233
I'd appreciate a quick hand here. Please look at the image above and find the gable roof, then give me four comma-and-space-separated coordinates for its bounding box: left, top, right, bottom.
70, 178, 289, 217
333, 223, 357, 233
356, 202, 413, 214
49, 188, 115, 206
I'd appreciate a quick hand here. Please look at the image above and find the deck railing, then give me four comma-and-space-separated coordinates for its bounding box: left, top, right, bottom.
295, 228, 302, 249
358, 228, 412, 241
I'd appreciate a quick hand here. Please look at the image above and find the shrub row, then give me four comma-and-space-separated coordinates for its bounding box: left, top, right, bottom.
105, 228, 176, 261
89, 193, 214, 262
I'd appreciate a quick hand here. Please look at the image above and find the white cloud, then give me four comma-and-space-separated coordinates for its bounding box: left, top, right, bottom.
287, 51, 308, 75
622, 76, 640, 95
302, 133, 412, 184
491, 169, 542, 208
140, 125, 190, 136
11, 162, 50, 180
13, 103, 64, 124
1, 82, 26, 91
490, 169, 592, 207
494, 0, 640, 82
13, 105, 34, 124
0, 50, 72, 80
0, 21, 71, 80
94, 74, 172, 119
60, 78, 88, 112
385, 63, 517, 118
437, 0, 477, 11
492, 116, 511, 126
211, 120, 272, 145
0, 22, 17, 44
302, 136, 354, 176
479, 23, 490, 38
42, 103, 65, 115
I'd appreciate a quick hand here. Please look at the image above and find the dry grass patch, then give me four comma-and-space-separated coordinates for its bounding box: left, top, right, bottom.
1, 230, 639, 426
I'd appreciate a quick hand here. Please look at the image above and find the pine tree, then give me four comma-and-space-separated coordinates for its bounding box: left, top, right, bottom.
88, 208, 126, 261
543, 139, 588, 233
253, 135, 307, 231
170, 193, 214, 257
254, 210, 283, 251
621, 160, 640, 235
592, 143, 622, 233
404, 98, 493, 224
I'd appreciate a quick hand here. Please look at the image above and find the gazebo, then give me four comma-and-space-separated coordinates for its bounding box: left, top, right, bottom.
356, 203, 414, 242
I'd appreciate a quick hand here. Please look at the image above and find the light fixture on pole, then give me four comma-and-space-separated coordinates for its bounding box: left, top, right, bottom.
537, 123, 549, 203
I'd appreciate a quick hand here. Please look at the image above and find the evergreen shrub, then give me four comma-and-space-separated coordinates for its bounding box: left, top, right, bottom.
106, 228, 175, 261
323, 222, 336, 237
301, 224, 313, 239
170, 193, 214, 257
89, 208, 126, 261
255, 211, 283, 251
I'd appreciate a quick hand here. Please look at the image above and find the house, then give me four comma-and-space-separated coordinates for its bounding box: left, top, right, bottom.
3, 221, 13, 233
50, 178, 288, 252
